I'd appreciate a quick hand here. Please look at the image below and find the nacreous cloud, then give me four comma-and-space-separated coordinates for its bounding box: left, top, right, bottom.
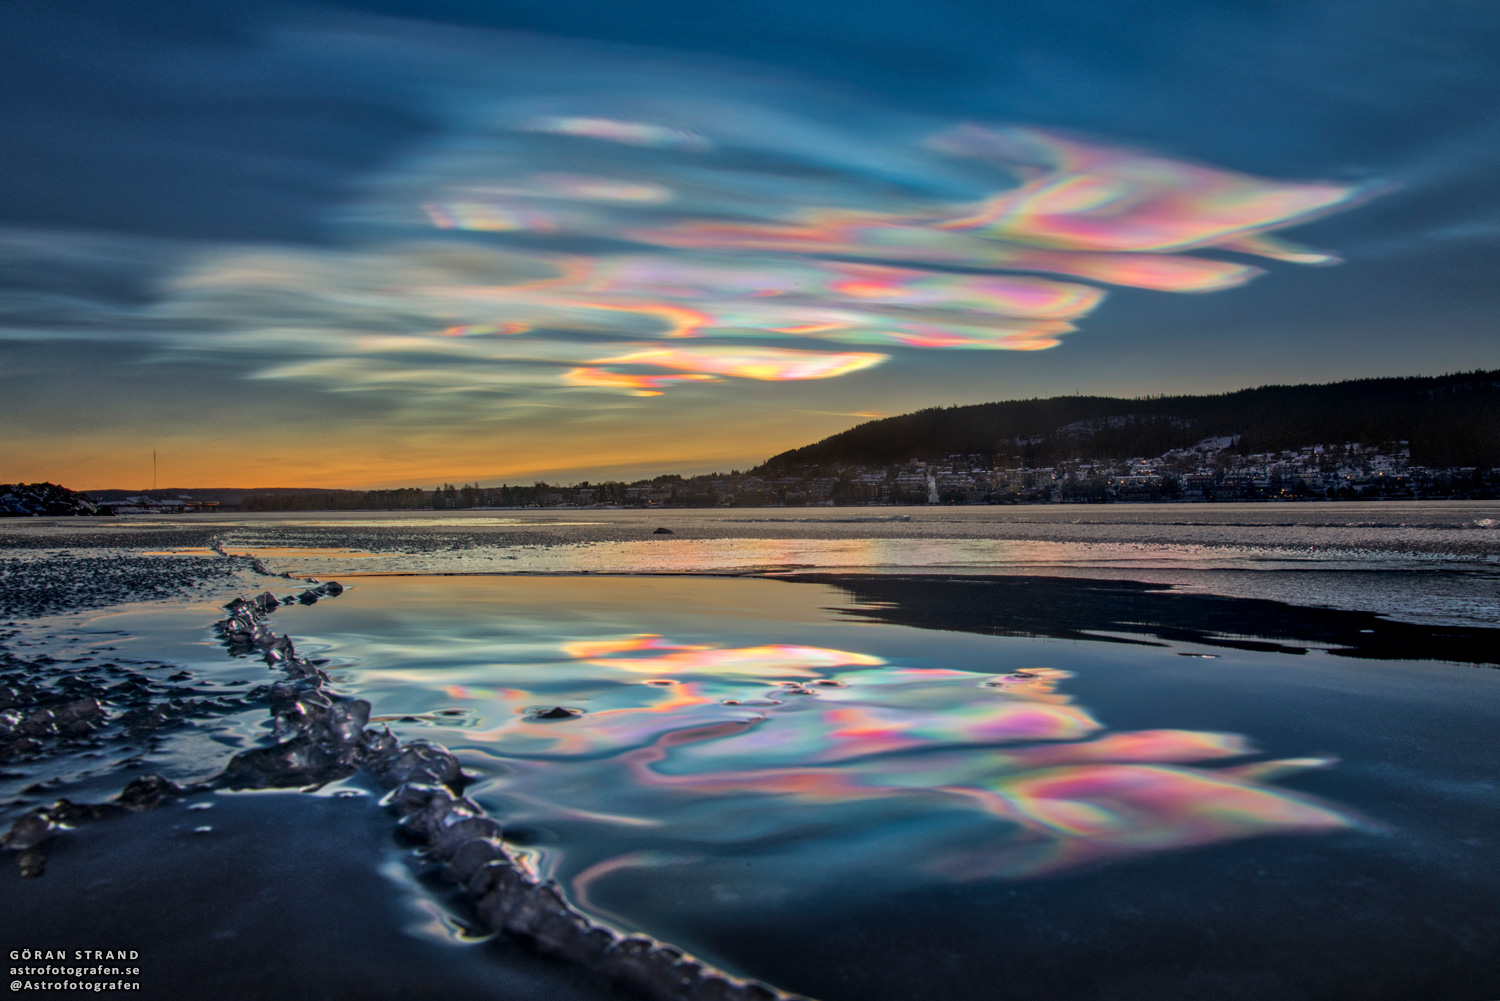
2, 15, 1374, 407
308, 21, 1368, 396
399, 113, 1366, 373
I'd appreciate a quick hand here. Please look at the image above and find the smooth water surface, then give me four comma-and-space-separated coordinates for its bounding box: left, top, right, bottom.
28, 500, 1496, 626
5, 511, 1498, 998
270, 573, 1500, 1001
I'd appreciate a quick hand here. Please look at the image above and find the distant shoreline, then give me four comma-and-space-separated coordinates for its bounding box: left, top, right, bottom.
30, 495, 1499, 516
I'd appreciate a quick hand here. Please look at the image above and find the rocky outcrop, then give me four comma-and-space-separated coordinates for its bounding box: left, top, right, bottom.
0, 483, 107, 517
211, 585, 809, 1001
3, 578, 813, 1001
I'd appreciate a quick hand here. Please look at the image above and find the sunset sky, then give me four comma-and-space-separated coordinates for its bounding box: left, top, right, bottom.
3, 0, 1499, 489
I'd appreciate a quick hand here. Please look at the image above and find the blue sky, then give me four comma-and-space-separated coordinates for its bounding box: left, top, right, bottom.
3, 0, 1498, 487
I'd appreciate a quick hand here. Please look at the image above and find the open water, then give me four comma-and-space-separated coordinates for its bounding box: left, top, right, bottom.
3, 501, 1498, 1000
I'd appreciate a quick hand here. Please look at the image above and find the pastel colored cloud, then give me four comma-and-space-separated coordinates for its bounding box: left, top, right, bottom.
0, 21, 1374, 417
524, 116, 713, 151
567, 347, 887, 396
396, 114, 1366, 382
928, 125, 1357, 257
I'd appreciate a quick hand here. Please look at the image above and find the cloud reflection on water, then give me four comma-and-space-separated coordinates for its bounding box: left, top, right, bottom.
444, 632, 1351, 895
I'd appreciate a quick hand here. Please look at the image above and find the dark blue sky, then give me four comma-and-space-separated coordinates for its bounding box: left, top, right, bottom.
3, 0, 1498, 486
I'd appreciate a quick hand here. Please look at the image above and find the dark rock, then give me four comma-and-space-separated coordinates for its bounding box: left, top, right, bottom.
529, 706, 584, 721
324, 698, 371, 745
448, 837, 504, 883
473, 863, 536, 926
502, 882, 571, 939
56, 697, 104, 727
220, 736, 354, 789
379, 741, 462, 787
432, 816, 504, 857
464, 858, 510, 898
17, 848, 46, 878
384, 781, 452, 819
2, 810, 55, 850
268, 679, 316, 707
528, 902, 596, 961
116, 774, 181, 810
52, 800, 124, 825
399, 806, 461, 844
0, 482, 101, 517
118, 706, 170, 732
264, 635, 296, 662
360, 727, 401, 762
161, 588, 820, 1001
395, 786, 484, 843
652, 527, 674, 534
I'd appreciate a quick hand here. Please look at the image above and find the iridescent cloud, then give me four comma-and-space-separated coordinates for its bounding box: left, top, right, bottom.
6, 25, 1372, 412
401, 115, 1365, 383
524, 116, 712, 151
928, 125, 1357, 257
566, 347, 887, 396
627, 215, 1266, 292
427, 254, 1098, 352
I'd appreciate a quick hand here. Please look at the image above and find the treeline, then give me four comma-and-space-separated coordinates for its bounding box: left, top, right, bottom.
241, 488, 427, 511
757, 370, 1500, 473
240, 481, 652, 511
430, 481, 637, 508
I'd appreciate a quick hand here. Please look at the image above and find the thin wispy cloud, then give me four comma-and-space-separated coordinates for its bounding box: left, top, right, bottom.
0, 16, 1367, 411
4, 1, 1446, 487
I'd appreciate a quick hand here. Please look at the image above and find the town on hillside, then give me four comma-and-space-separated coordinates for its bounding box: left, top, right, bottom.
19, 437, 1485, 515
454, 437, 1486, 508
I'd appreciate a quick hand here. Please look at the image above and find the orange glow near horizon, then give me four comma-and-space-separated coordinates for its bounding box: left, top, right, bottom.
2, 70, 1376, 492
2, 407, 881, 490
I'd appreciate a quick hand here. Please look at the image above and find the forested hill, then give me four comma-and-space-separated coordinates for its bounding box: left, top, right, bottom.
757, 370, 1500, 473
